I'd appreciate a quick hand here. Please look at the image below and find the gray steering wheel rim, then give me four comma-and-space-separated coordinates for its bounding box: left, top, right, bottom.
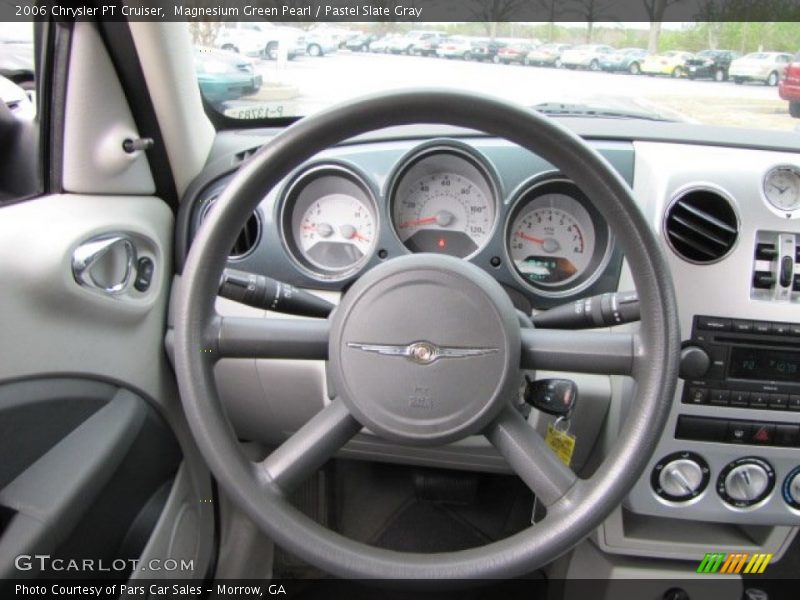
174, 90, 679, 579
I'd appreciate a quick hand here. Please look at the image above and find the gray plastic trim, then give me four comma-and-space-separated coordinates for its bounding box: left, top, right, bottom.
0, 390, 146, 579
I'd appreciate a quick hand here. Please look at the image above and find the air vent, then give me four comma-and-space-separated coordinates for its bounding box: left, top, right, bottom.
234, 146, 262, 165
664, 187, 738, 263
199, 199, 261, 259
230, 212, 261, 258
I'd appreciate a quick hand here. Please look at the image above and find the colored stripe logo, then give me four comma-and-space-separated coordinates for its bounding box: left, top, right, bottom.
697, 552, 772, 574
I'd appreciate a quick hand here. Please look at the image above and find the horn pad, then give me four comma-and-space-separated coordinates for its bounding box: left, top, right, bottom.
329, 254, 520, 445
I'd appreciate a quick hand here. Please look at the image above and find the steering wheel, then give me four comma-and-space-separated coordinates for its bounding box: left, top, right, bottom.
174, 90, 679, 579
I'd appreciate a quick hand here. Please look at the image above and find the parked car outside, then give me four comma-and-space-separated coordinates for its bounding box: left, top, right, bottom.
686, 49, 740, 81
729, 51, 793, 85
470, 38, 505, 63
0, 74, 34, 120
304, 29, 339, 57
368, 35, 396, 53
345, 34, 378, 52
216, 22, 305, 61
599, 48, 649, 75
778, 52, 800, 117
411, 32, 449, 57
525, 43, 572, 68
497, 41, 537, 65
640, 50, 694, 78
0, 23, 34, 89
436, 36, 480, 60
388, 31, 447, 55
194, 47, 261, 108
560, 44, 614, 71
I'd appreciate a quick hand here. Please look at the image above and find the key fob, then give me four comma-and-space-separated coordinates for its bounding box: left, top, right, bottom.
523, 377, 578, 417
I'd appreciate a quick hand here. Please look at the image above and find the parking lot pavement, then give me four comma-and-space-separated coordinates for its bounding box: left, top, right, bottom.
250, 51, 799, 132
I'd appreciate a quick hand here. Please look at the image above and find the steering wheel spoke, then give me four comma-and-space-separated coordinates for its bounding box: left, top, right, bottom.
485, 406, 577, 507
209, 316, 329, 360
256, 398, 361, 495
520, 328, 640, 376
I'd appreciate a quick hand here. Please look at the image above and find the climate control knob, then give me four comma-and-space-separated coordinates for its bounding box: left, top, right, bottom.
782, 466, 800, 510
651, 451, 710, 502
718, 457, 775, 508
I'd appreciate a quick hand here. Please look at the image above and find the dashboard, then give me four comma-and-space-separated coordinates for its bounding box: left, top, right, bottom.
182, 137, 628, 311
176, 119, 800, 562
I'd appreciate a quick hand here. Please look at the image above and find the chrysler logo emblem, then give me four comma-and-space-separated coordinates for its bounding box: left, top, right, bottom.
346, 341, 499, 365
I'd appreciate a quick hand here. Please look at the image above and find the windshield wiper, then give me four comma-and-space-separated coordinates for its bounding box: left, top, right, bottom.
533, 102, 676, 122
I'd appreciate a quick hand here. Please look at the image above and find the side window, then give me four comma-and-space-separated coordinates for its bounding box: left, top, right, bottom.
0, 20, 39, 202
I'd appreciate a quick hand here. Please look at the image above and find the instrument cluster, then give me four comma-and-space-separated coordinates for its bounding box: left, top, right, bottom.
277, 140, 614, 301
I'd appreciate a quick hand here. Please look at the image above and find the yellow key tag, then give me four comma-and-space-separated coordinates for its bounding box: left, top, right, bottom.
545, 423, 576, 467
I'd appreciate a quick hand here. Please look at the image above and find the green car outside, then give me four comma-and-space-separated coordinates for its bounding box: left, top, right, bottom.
599, 48, 649, 75
194, 47, 262, 107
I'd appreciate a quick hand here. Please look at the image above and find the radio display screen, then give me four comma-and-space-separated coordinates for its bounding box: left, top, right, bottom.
728, 347, 800, 382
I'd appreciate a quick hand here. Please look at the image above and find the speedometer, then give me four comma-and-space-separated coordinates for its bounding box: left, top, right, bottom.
507, 178, 612, 296
389, 145, 498, 258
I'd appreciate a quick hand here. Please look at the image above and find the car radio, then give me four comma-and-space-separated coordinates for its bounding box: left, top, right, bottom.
676, 315, 800, 448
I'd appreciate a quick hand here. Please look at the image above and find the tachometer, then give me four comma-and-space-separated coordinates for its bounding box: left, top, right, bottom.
507, 178, 611, 296
282, 165, 378, 279
389, 146, 498, 258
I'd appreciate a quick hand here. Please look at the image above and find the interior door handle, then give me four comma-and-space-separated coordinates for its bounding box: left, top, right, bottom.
72, 234, 137, 294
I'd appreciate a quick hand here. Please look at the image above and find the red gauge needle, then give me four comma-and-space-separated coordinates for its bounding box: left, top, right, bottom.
398, 216, 437, 229
517, 231, 545, 244
353, 232, 371, 242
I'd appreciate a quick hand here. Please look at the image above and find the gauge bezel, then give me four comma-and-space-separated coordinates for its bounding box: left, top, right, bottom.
279, 162, 380, 281
505, 175, 613, 298
762, 164, 800, 218
386, 140, 502, 260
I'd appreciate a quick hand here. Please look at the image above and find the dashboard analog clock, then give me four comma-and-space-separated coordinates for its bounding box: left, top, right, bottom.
389, 145, 499, 258
281, 165, 378, 279
507, 178, 611, 297
763, 165, 800, 212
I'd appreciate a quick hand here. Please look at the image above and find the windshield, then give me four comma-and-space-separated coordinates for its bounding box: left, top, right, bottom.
192, 21, 800, 133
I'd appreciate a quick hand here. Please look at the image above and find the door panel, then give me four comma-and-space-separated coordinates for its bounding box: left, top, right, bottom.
0, 19, 215, 585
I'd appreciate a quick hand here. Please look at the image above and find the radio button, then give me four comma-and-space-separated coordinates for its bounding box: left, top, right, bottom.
752, 321, 772, 334
788, 395, 800, 411
675, 416, 727, 442
730, 391, 751, 407
789, 324, 800, 337
686, 387, 709, 404
771, 322, 790, 335
768, 393, 789, 410
775, 424, 800, 447
727, 421, 752, 443
747, 392, 768, 409
710, 389, 730, 406
732, 320, 753, 333
698, 316, 731, 331
680, 346, 711, 380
